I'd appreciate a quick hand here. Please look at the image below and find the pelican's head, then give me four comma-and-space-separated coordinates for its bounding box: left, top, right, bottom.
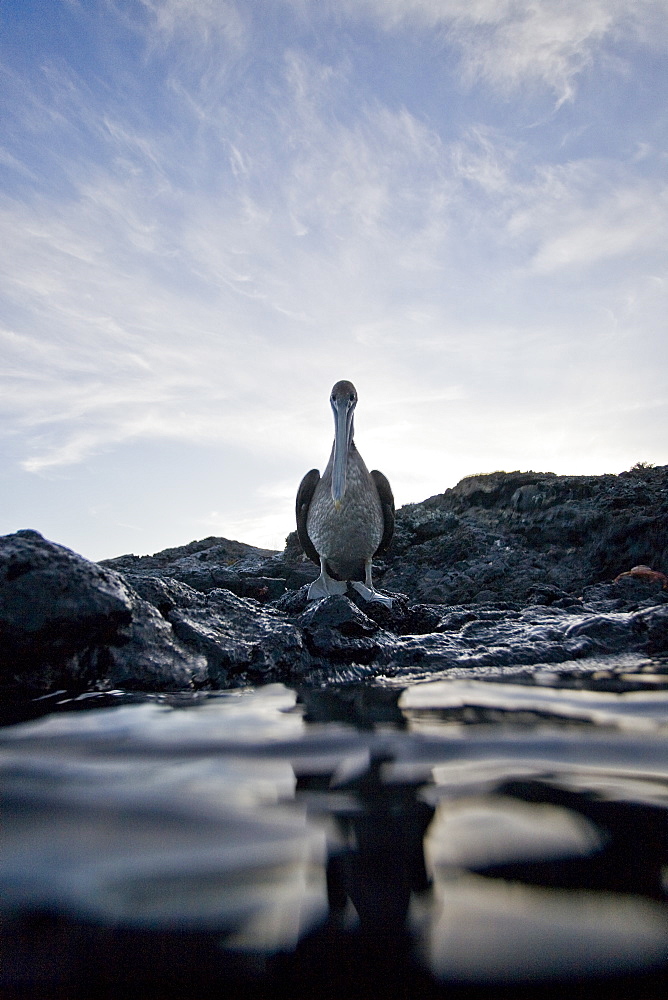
330, 380, 357, 508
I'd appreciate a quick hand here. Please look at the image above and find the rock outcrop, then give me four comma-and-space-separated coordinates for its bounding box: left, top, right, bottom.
0, 530, 206, 694
102, 463, 668, 607
2, 466, 667, 695
379, 465, 668, 604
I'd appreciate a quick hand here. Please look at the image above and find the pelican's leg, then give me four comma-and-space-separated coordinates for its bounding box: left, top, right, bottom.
308, 558, 348, 600
350, 559, 393, 608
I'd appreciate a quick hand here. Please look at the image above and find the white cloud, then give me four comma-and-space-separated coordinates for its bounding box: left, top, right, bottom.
1, 0, 667, 557
138, 0, 248, 49
2, 50, 665, 484
294, 0, 668, 103
506, 165, 668, 273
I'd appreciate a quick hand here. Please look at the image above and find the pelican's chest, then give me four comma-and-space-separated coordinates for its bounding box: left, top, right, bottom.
307, 461, 383, 561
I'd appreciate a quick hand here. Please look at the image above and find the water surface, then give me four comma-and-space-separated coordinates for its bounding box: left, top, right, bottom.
3, 652, 668, 997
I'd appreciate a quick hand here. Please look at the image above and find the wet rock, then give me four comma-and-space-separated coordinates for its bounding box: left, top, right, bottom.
526, 583, 583, 609
303, 626, 386, 664
272, 585, 312, 616
101, 536, 288, 602
380, 465, 668, 606
564, 612, 644, 648
4, 466, 668, 695
275, 586, 436, 639
0, 531, 206, 694
583, 577, 668, 614
637, 605, 668, 654
108, 599, 208, 692
124, 574, 204, 615
168, 588, 310, 686
383, 601, 443, 636
368, 601, 668, 678
1, 530, 132, 642
298, 595, 380, 637
108, 571, 311, 686
294, 596, 391, 666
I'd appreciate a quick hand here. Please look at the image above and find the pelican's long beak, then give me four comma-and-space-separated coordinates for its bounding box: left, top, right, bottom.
331, 396, 353, 507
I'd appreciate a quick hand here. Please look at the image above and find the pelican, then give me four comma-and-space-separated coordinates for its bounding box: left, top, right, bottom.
296, 380, 394, 606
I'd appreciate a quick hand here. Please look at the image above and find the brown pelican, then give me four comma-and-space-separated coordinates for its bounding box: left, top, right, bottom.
296, 380, 394, 606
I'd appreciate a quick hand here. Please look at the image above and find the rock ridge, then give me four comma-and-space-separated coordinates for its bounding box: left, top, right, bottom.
1, 465, 667, 695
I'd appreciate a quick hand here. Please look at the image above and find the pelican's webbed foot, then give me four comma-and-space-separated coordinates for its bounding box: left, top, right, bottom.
350, 557, 393, 607
350, 581, 393, 608
308, 560, 349, 601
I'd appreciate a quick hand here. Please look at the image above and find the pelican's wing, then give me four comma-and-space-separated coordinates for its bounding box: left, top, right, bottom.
370, 469, 395, 556
296, 468, 321, 565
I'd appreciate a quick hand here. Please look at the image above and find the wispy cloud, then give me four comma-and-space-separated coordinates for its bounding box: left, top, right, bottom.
514, 173, 668, 273
0, 0, 666, 554
1, 37, 664, 476
310, 0, 668, 104
139, 0, 248, 48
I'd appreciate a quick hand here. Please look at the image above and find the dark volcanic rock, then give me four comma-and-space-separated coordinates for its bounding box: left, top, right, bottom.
298, 594, 381, 637
0, 531, 206, 694
168, 588, 310, 686
98, 465, 668, 611
295, 594, 392, 665
108, 598, 207, 692
125, 573, 311, 686
3, 466, 668, 695
582, 576, 668, 613
101, 536, 291, 602
379, 465, 668, 605
100, 535, 275, 577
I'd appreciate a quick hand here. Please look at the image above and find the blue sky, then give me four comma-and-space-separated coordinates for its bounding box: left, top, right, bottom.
1, 0, 667, 560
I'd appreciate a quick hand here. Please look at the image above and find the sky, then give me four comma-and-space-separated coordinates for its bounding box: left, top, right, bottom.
1, 0, 667, 561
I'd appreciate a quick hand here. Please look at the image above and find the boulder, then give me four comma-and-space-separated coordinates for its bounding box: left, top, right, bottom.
0, 531, 206, 694
166, 587, 311, 687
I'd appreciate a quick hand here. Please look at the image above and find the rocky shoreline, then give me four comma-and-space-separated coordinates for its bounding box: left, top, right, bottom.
1, 466, 667, 697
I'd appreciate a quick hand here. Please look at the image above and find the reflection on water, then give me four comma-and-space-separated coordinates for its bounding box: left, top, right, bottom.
2, 658, 668, 997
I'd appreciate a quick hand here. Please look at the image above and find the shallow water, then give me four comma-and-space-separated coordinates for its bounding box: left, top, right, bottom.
3, 653, 668, 998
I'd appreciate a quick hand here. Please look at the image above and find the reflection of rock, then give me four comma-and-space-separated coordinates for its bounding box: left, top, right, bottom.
422, 870, 668, 985
478, 778, 668, 898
